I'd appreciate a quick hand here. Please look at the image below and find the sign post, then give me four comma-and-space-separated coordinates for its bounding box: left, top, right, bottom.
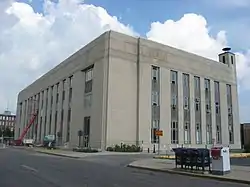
155, 130, 163, 155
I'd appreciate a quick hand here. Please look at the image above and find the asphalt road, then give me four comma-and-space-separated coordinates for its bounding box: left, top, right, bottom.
0, 148, 249, 187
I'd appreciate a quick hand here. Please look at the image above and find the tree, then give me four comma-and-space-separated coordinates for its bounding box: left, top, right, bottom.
0, 128, 2, 137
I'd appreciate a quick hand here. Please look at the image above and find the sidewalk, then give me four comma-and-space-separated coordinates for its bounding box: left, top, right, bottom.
128, 159, 250, 184
154, 152, 250, 159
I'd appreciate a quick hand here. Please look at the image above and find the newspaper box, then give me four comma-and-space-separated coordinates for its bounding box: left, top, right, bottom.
211, 147, 230, 175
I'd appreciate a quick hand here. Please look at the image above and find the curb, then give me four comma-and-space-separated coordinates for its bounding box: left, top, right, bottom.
127, 165, 250, 185
35, 150, 80, 159
154, 153, 250, 159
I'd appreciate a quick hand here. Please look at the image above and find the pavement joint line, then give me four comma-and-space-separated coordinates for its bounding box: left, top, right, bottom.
127, 164, 250, 185
21, 164, 38, 173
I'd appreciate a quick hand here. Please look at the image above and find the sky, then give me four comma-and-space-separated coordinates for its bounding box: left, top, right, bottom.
0, 0, 250, 122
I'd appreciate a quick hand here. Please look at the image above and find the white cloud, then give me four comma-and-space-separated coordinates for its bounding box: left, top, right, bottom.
0, 0, 135, 113
146, 13, 250, 90
0, 0, 250, 118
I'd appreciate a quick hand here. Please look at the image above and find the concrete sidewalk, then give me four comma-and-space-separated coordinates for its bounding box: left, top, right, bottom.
154, 152, 250, 159
128, 158, 250, 185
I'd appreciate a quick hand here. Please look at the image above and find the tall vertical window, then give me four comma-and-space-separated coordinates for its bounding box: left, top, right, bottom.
183, 73, 190, 144
69, 76, 73, 88
226, 84, 234, 144
41, 91, 44, 109
62, 79, 66, 103
54, 111, 57, 136
196, 123, 202, 144
83, 116, 91, 147
205, 78, 212, 144
171, 70, 178, 144
214, 81, 222, 144
66, 108, 71, 142
69, 87, 72, 103
51, 86, 54, 107
152, 66, 159, 81
60, 109, 64, 142
194, 76, 200, 90
171, 70, 177, 84
84, 68, 94, 108
56, 83, 59, 104
151, 66, 160, 144
171, 121, 178, 144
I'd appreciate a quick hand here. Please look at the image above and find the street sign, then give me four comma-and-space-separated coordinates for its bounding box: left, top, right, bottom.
155, 130, 163, 136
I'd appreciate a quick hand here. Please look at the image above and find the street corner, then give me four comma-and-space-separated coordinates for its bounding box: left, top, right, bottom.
230, 153, 250, 158
153, 155, 175, 159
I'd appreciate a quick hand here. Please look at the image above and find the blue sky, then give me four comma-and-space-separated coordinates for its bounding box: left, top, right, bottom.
10, 0, 250, 122
23, 0, 250, 51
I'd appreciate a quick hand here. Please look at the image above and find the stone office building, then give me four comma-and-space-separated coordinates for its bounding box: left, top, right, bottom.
15, 31, 241, 150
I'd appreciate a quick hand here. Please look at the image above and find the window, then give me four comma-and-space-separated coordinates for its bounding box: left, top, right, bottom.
69, 88, 72, 103
84, 94, 92, 108
171, 95, 177, 106
63, 79, 66, 90
184, 97, 189, 109
69, 76, 73, 87
222, 56, 226, 64
85, 69, 93, 82
51, 86, 54, 95
171, 70, 177, 84
226, 84, 231, 96
206, 123, 212, 144
171, 121, 178, 144
152, 66, 159, 81
56, 83, 59, 93
216, 105, 220, 114
48, 113, 52, 134
231, 56, 234, 64
184, 122, 190, 144
196, 123, 202, 144
56, 93, 59, 104
152, 92, 159, 105
66, 109, 71, 142
214, 81, 220, 93
183, 73, 189, 87
194, 76, 200, 90
62, 90, 65, 101
195, 100, 200, 111
229, 131, 234, 144
60, 109, 64, 140
216, 125, 221, 144
41, 91, 44, 108
84, 116, 91, 147
51, 95, 53, 107
54, 111, 57, 136
152, 120, 159, 128
205, 79, 210, 90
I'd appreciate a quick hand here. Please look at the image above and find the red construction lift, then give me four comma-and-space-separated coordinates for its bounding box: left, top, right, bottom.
13, 110, 38, 146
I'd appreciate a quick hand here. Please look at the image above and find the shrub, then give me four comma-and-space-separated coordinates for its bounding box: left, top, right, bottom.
72, 147, 99, 153
106, 143, 142, 152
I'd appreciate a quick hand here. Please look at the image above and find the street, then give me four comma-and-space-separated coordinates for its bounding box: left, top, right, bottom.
0, 148, 249, 187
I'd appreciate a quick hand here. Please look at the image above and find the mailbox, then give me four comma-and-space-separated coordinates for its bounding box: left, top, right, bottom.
211, 147, 231, 175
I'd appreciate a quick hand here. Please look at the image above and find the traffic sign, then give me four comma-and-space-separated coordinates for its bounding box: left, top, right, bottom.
155, 130, 163, 136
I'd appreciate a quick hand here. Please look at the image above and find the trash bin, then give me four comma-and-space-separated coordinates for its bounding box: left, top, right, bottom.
184, 148, 197, 169
173, 148, 185, 168
196, 148, 211, 172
